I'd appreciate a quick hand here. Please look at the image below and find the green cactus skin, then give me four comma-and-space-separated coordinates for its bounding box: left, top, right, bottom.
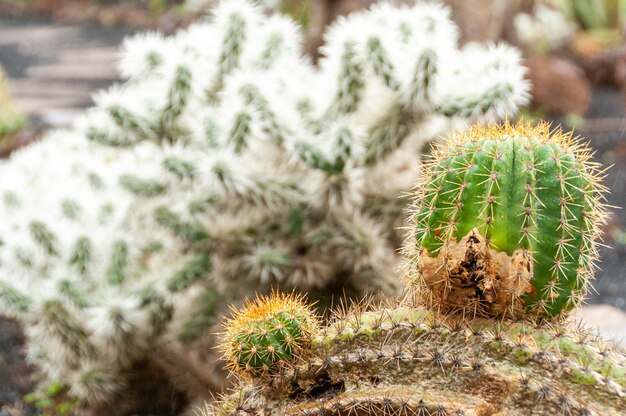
211, 305, 625, 416
221, 293, 319, 378
409, 122, 606, 318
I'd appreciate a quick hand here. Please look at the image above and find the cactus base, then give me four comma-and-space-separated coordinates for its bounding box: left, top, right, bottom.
212, 305, 625, 416
417, 229, 532, 318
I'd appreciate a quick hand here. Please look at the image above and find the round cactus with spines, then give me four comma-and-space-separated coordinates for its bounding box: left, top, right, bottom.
221, 292, 319, 378
408, 122, 607, 318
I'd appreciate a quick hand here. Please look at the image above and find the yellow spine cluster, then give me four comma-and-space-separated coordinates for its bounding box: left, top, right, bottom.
220, 292, 319, 378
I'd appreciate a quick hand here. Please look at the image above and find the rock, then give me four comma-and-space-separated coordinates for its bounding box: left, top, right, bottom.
526, 56, 591, 116
442, 0, 516, 42
575, 304, 626, 346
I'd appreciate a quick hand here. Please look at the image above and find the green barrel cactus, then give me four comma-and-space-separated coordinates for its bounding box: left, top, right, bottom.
221, 292, 320, 378
408, 121, 606, 318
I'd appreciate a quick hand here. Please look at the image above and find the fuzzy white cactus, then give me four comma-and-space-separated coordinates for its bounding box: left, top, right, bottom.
515, 4, 575, 55
0, 0, 529, 412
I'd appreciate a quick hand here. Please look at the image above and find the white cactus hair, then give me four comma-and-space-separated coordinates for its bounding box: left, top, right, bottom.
118, 30, 170, 79
0, 0, 529, 412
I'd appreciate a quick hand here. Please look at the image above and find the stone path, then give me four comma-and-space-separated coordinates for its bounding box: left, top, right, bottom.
574, 305, 626, 346
0, 17, 134, 128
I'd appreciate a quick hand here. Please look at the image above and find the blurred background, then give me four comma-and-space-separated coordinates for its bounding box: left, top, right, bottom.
1, 1, 626, 415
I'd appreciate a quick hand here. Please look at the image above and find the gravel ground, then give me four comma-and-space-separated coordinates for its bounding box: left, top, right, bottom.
0, 318, 34, 416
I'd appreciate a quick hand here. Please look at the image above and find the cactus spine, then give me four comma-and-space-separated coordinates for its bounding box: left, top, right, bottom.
409, 122, 606, 318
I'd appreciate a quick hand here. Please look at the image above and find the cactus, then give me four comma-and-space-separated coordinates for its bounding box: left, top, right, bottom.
566, 0, 624, 30
0, 0, 529, 412
208, 122, 619, 415
0, 65, 25, 140
210, 303, 625, 416
221, 292, 319, 377
408, 122, 607, 319
514, 4, 575, 56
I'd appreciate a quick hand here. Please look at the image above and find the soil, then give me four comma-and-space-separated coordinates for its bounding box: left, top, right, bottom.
0, 318, 35, 416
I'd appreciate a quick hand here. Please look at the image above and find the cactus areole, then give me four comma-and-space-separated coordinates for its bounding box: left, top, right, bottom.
410, 122, 606, 318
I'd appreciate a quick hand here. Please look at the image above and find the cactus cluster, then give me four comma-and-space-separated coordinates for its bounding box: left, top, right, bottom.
408, 122, 607, 318
514, 4, 575, 55
0, 0, 529, 411
213, 302, 625, 415
213, 121, 617, 415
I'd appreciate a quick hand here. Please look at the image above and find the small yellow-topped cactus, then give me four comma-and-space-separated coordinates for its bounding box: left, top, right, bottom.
220, 292, 320, 378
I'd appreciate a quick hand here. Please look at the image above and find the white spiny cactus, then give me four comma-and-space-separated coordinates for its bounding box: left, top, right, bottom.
514, 4, 575, 54
0, 0, 529, 411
